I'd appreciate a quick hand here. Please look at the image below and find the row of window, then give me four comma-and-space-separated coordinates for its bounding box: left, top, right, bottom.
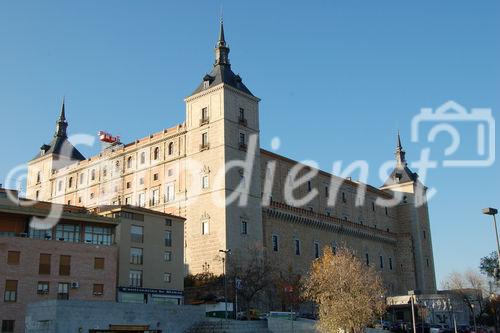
128, 270, 172, 287
29, 225, 114, 245
201, 220, 248, 236
130, 225, 172, 247
6, 251, 105, 275
199, 107, 248, 126
269, 235, 395, 270
129, 248, 173, 265
3, 280, 105, 303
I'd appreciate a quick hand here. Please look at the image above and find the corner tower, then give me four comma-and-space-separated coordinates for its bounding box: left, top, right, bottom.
381, 132, 437, 293
183, 20, 263, 274
26, 100, 85, 202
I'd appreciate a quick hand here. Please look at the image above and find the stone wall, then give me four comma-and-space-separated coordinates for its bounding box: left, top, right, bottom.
25, 300, 205, 333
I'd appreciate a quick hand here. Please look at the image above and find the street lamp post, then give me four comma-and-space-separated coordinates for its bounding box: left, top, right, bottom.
482, 207, 500, 275
219, 249, 231, 320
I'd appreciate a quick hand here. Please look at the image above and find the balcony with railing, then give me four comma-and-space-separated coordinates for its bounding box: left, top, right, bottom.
199, 143, 210, 151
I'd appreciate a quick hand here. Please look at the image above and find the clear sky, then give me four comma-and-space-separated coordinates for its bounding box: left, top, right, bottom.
0, 1, 498, 286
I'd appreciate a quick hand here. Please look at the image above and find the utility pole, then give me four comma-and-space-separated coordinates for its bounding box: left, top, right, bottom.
219, 249, 231, 320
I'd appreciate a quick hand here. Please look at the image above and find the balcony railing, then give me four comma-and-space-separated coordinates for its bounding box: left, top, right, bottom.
199, 118, 210, 126
238, 117, 247, 126
239, 142, 247, 151
200, 143, 210, 151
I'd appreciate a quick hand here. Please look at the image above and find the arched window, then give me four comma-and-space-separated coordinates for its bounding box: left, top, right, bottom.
140, 152, 146, 164
168, 142, 174, 156
68, 177, 73, 188
153, 147, 160, 160
127, 156, 132, 169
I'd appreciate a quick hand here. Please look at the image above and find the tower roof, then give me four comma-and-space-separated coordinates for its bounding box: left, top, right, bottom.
32, 101, 85, 162
191, 19, 254, 96
382, 132, 418, 187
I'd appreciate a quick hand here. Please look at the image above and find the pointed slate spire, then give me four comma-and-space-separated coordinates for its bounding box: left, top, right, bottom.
55, 98, 68, 138
395, 130, 407, 166
214, 17, 230, 66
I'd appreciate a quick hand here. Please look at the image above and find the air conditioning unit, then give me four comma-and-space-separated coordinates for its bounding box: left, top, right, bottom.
70, 282, 80, 289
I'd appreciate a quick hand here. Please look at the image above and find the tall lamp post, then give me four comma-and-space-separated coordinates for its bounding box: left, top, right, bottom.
219, 249, 231, 320
482, 208, 500, 276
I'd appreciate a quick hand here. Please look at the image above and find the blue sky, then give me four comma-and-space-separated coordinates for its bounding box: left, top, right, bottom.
0, 1, 498, 285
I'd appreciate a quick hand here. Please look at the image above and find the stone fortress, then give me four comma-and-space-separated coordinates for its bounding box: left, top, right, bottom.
26, 20, 436, 296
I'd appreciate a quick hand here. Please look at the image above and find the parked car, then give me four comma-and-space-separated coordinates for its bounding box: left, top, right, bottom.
430, 324, 450, 333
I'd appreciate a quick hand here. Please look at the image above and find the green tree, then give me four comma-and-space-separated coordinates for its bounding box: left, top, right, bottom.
479, 251, 498, 278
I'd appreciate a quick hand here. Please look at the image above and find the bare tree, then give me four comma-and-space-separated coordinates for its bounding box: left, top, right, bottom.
302, 246, 386, 333
442, 270, 487, 323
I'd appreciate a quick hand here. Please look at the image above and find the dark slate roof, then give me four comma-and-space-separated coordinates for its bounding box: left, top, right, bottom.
382, 165, 418, 187
32, 135, 85, 162
192, 64, 254, 96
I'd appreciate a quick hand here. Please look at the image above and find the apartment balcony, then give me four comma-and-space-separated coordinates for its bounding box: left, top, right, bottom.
238, 142, 247, 151
238, 117, 247, 126
199, 118, 210, 126
199, 143, 210, 151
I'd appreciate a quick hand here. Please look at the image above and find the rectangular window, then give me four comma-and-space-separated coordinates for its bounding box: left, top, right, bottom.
37, 281, 49, 294
4, 280, 17, 302
325, 186, 329, 197
84, 226, 113, 245
39, 254, 51, 275
365, 253, 370, 266
202, 175, 209, 189
138, 193, 145, 207
168, 168, 174, 177
130, 247, 143, 265
164, 251, 172, 262
342, 192, 347, 203
126, 181, 131, 189
241, 221, 248, 235
426, 258, 430, 267
380, 256, 384, 269
201, 221, 209, 235
423, 230, 426, 239
94, 257, 105, 270
389, 257, 393, 270
153, 173, 159, 181
294, 239, 301, 256
93, 284, 104, 296
166, 183, 175, 202
314, 242, 320, 259
129, 270, 143, 287
201, 132, 208, 147
165, 218, 172, 227
272, 235, 279, 252
151, 189, 160, 205
125, 196, 131, 205
164, 230, 172, 247
130, 225, 144, 243
164, 273, 172, 283
239, 133, 246, 145
385, 207, 388, 215
1, 320, 15, 333
59, 255, 71, 276
372, 202, 375, 211
201, 107, 209, 122
239, 108, 245, 121
56, 224, 80, 243
7, 251, 20, 265
57, 282, 69, 300
307, 181, 312, 192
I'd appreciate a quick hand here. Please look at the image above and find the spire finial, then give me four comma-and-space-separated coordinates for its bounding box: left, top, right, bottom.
214, 14, 230, 66
397, 129, 402, 149
60, 96, 66, 122
55, 97, 68, 138
395, 130, 406, 166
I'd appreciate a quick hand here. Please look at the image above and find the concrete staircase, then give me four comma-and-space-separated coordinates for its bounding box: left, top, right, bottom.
184, 318, 270, 333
